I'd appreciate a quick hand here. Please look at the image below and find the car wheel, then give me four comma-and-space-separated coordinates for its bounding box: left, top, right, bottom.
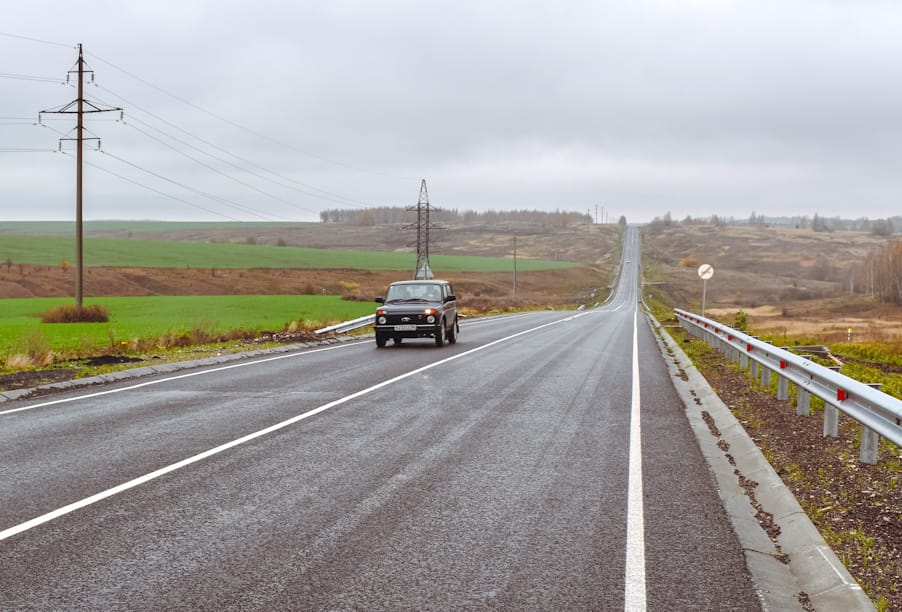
447, 319, 457, 344
375, 333, 387, 348
434, 320, 446, 346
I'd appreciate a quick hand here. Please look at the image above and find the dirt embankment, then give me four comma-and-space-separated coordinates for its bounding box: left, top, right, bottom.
0, 222, 619, 306
0, 265, 607, 310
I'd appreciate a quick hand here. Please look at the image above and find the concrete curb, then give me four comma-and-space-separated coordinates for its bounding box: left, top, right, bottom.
646, 314, 875, 612
0, 336, 361, 404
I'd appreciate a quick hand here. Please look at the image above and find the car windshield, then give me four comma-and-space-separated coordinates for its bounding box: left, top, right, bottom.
385, 284, 441, 302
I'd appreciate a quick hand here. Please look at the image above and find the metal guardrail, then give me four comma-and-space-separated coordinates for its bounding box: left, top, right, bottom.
674, 308, 902, 465
314, 314, 375, 335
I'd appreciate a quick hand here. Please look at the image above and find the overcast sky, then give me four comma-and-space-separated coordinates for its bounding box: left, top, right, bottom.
2, 1, 901, 223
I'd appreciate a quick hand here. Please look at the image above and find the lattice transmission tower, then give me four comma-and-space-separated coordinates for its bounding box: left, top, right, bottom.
404, 179, 441, 279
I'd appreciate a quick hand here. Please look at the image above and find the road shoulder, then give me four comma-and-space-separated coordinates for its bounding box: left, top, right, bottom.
646, 313, 875, 612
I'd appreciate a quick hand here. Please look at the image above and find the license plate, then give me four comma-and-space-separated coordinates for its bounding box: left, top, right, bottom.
394, 324, 417, 331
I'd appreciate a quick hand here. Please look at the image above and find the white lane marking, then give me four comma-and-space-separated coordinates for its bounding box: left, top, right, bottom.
1, 311, 558, 417
0, 310, 591, 542
0, 342, 363, 417
624, 309, 647, 611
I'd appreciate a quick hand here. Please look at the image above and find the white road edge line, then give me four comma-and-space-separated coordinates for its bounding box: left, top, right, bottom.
624, 309, 647, 611
0, 310, 593, 542
0, 342, 361, 417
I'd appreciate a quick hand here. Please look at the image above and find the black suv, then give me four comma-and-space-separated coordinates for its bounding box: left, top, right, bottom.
374, 280, 459, 347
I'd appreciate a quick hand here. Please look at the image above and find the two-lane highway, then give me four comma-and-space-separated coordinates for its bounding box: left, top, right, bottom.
1, 228, 761, 610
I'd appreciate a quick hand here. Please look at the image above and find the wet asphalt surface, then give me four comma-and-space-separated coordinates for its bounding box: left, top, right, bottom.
0, 232, 761, 611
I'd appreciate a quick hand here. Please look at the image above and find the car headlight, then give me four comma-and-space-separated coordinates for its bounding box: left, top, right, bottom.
378, 316, 387, 325
426, 315, 435, 323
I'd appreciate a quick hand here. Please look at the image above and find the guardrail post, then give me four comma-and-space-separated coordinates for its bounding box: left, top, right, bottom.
673, 308, 902, 466
777, 376, 789, 401
858, 383, 885, 465
797, 388, 810, 416
824, 403, 839, 438
860, 427, 879, 465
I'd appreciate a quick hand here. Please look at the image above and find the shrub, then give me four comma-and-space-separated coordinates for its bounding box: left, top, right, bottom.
680, 256, 701, 268
40, 304, 110, 323
733, 309, 749, 332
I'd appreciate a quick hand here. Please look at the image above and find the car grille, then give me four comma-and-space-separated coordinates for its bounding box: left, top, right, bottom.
382, 313, 430, 325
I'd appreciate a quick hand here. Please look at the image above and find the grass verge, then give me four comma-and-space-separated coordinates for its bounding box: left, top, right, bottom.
663, 318, 900, 610
1, 295, 375, 365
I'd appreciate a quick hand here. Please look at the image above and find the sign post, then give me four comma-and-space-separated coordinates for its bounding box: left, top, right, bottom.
698, 264, 714, 316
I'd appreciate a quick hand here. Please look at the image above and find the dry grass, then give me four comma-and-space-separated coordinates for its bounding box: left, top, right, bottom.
644, 223, 902, 344
705, 303, 902, 344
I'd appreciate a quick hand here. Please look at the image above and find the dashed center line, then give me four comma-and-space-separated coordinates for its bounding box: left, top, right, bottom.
0, 311, 591, 542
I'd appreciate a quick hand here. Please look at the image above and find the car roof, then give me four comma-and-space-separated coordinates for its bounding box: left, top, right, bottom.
388, 280, 450, 286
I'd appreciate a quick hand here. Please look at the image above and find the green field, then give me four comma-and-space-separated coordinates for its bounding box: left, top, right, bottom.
0, 295, 375, 355
0, 235, 575, 272
0, 220, 307, 235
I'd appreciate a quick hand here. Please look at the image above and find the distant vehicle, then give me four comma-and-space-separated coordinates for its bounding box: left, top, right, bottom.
625, 260, 631, 264
374, 280, 458, 347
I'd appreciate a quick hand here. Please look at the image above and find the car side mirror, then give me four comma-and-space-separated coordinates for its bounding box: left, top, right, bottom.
445, 294, 456, 302
375, 297, 384, 304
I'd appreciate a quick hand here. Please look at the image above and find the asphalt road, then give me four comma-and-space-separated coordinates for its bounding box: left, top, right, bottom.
0, 228, 761, 610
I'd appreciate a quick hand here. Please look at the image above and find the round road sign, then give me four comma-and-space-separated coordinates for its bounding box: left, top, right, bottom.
698, 264, 714, 280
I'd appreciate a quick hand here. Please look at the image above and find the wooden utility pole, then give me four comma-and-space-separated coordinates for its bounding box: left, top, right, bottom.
75, 45, 85, 310
40, 44, 121, 313
513, 235, 517, 299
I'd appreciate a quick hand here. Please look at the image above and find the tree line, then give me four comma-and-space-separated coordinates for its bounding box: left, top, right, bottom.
320, 207, 594, 227
648, 212, 901, 236
861, 240, 902, 305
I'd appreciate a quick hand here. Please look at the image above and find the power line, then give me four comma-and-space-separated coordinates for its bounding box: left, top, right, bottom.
43, 99, 289, 221
121, 119, 322, 215
0, 31, 73, 48
99, 149, 279, 221
0, 72, 67, 83
93, 83, 372, 208
122, 115, 371, 208
93, 91, 367, 210
30, 47, 272, 228
87, 49, 413, 181
64, 151, 242, 221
